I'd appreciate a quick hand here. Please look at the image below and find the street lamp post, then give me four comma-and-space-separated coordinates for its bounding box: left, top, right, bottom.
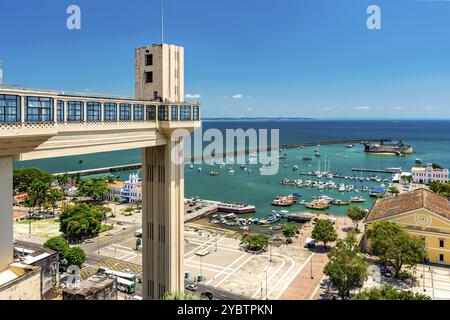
215, 234, 218, 252
310, 255, 314, 279
269, 241, 272, 262
265, 267, 269, 300
97, 236, 100, 255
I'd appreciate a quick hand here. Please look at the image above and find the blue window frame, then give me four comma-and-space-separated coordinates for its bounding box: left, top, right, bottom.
26, 96, 53, 122
193, 106, 200, 121
104, 103, 117, 121
146, 105, 156, 121
119, 103, 131, 120
57, 100, 65, 122
0, 95, 21, 122
67, 101, 84, 121
133, 104, 144, 121
171, 106, 178, 121
158, 105, 169, 121
180, 106, 192, 121
87, 102, 101, 121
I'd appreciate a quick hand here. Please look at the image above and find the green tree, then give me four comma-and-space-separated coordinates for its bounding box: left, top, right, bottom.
388, 186, 400, 197
240, 234, 270, 252
400, 175, 412, 184
282, 224, 298, 241
353, 285, 431, 300
346, 207, 367, 231
13, 168, 53, 193
366, 221, 426, 278
26, 180, 52, 213
65, 247, 86, 267
429, 182, 450, 198
43, 236, 70, 259
60, 203, 103, 241
324, 231, 369, 299
312, 219, 338, 248
47, 188, 64, 216
77, 178, 111, 202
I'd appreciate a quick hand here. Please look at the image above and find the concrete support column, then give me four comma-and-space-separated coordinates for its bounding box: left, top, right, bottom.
0, 156, 13, 271
142, 137, 184, 300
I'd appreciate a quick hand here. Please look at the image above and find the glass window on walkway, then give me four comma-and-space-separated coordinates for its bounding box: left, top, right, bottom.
193, 106, 200, 121
87, 102, 101, 121
158, 105, 169, 121
146, 105, 156, 121
119, 103, 132, 121
180, 106, 192, 121
26, 96, 54, 122
57, 100, 65, 122
171, 105, 179, 121
67, 101, 84, 121
0, 95, 21, 122
104, 103, 117, 121
133, 104, 144, 121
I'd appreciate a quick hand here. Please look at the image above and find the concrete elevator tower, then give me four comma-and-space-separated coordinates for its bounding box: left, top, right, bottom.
135, 43, 187, 299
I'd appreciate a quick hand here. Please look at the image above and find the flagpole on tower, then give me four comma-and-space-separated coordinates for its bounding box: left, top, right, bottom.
161, 0, 164, 44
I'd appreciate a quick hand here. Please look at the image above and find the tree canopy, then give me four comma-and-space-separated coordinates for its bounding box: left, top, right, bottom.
312, 219, 338, 248
77, 178, 111, 202
353, 285, 431, 300
324, 231, 369, 299
44, 236, 70, 259
13, 168, 53, 194
59, 203, 106, 241
366, 221, 426, 278
429, 182, 450, 198
282, 224, 299, 240
346, 207, 367, 230
65, 247, 86, 267
240, 234, 270, 252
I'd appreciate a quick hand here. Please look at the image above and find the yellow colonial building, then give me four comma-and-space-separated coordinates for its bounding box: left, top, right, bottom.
366, 188, 450, 265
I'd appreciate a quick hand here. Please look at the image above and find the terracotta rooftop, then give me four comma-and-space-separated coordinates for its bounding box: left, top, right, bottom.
366, 188, 450, 222
108, 181, 124, 189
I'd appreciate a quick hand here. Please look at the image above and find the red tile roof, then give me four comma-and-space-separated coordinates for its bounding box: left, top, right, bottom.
366, 188, 450, 222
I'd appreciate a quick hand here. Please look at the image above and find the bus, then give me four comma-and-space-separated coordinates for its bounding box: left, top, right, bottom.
116, 277, 136, 294
104, 270, 137, 283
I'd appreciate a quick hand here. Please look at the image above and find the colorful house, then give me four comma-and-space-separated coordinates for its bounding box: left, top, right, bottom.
365, 188, 450, 265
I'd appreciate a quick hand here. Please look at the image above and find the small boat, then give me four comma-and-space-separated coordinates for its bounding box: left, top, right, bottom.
332, 199, 350, 205
415, 158, 422, 164
197, 167, 202, 172
314, 150, 321, 157
190, 164, 194, 169
338, 183, 346, 192
292, 165, 299, 171
350, 196, 366, 203
346, 143, 353, 148
302, 157, 313, 161
240, 164, 246, 169
305, 199, 330, 210
228, 168, 235, 174
210, 171, 219, 176
283, 164, 288, 168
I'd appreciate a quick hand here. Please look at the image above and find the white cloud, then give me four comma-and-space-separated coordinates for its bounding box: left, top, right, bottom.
186, 93, 202, 99
232, 94, 243, 100
322, 107, 334, 111
247, 107, 254, 111
356, 106, 371, 110
391, 107, 403, 110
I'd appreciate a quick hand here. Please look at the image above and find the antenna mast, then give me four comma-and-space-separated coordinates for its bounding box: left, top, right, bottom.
161, 0, 164, 44
0, 60, 3, 87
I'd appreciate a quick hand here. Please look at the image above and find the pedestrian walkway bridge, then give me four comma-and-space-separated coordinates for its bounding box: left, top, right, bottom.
0, 87, 201, 160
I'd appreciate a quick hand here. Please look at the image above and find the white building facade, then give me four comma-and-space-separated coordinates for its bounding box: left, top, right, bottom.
412, 163, 449, 184
120, 173, 142, 204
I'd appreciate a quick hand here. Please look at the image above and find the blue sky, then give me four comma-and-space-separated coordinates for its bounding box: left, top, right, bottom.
1, 0, 450, 119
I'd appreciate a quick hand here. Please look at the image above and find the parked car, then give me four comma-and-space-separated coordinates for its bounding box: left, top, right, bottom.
84, 239, 94, 243
186, 284, 198, 291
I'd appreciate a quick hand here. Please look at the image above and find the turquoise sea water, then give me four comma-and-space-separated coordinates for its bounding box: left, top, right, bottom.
14, 120, 450, 217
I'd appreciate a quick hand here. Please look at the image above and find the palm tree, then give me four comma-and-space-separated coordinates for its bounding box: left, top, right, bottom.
388, 186, 400, 197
